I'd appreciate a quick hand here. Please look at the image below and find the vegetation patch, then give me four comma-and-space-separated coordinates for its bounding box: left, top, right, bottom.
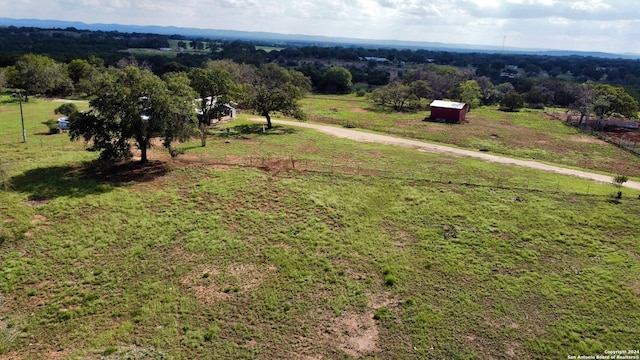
1, 98, 639, 359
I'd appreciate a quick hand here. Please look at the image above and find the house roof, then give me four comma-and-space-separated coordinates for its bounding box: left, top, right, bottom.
430, 100, 467, 110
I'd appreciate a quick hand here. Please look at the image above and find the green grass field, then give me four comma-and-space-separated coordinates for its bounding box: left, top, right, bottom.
1, 94, 639, 359
301, 94, 640, 178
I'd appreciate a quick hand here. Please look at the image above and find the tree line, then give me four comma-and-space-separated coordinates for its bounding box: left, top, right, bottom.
347, 63, 639, 119
0, 26, 169, 66
3, 25, 640, 90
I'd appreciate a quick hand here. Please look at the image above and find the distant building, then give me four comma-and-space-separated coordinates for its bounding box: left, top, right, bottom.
360, 56, 389, 62
501, 65, 520, 79
194, 96, 236, 125
429, 100, 469, 122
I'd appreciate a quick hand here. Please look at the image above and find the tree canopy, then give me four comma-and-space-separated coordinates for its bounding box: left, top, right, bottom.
188, 67, 234, 125
69, 66, 196, 163
368, 80, 431, 111
369, 81, 414, 111
458, 80, 482, 109
592, 84, 639, 118
4, 54, 68, 101
242, 63, 311, 129
319, 66, 353, 94
500, 91, 524, 112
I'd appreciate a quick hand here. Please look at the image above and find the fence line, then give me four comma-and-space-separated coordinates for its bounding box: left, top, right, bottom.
171, 153, 609, 196
0, 145, 619, 196
565, 116, 640, 155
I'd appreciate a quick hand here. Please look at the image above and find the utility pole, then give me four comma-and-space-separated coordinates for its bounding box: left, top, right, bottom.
19, 91, 26, 142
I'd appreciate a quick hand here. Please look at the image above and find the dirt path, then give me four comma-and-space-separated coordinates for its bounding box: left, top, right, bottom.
250, 118, 640, 191
50, 98, 86, 103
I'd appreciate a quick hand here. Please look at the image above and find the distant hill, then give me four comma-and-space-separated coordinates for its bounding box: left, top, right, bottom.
1, 17, 639, 59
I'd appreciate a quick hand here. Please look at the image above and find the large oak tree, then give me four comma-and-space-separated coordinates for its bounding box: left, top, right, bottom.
70, 66, 196, 163
243, 63, 311, 129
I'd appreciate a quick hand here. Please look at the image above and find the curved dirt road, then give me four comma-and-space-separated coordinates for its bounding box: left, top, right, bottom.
251, 118, 640, 190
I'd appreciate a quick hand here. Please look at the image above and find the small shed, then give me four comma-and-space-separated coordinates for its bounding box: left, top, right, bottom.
429, 100, 469, 122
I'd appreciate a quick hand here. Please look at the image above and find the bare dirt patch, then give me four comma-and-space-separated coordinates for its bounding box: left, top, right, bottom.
181, 263, 274, 305
31, 214, 47, 224
568, 135, 607, 144
349, 108, 369, 113
50, 98, 85, 104
332, 312, 379, 357
505, 341, 522, 358
25, 214, 49, 237
319, 294, 392, 357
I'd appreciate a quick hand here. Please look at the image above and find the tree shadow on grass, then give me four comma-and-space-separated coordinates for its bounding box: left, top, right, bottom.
214, 124, 297, 139
9, 160, 170, 201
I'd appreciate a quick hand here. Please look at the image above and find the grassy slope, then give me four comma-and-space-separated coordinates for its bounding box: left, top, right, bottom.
1, 95, 639, 359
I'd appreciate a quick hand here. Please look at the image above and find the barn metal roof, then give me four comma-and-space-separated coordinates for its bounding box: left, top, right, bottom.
430, 100, 467, 110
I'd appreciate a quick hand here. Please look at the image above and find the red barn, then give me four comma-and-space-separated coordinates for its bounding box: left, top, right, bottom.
429, 100, 469, 122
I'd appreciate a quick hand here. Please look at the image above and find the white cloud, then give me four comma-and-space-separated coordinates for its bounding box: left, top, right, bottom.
0, 0, 639, 53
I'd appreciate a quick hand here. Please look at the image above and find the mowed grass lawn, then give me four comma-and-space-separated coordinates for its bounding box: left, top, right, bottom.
1, 95, 639, 359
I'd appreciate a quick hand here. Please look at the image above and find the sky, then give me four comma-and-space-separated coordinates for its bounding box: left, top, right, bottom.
1, 0, 639, 54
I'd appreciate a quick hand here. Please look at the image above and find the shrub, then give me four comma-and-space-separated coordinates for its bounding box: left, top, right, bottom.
384, 274, 397, 286
102, 347, 118, 356
54, 103, 78, 116
42, 119, 59, 134
613, 174, 628, 198
57, 310, 73, 322
169, 147, 186, 158
404, 298, 415, 306
373, 307, 389, 320
203, 325, 220, 342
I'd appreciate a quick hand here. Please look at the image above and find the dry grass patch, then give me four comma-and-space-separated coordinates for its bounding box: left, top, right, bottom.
631, 279, 640, 296
569, 135, 608, 144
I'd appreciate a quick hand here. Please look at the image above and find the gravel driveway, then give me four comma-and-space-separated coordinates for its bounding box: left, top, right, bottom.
251, 118, 640, 191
